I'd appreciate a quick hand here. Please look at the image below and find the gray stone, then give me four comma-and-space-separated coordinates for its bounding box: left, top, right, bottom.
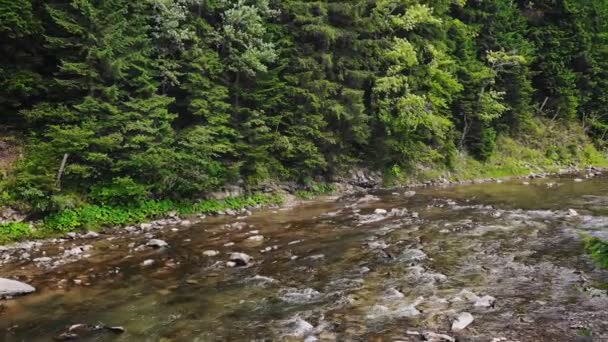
422, 332, 455, 342
451, 312, 474, 332
146, 239, 168, 248
229, 252, 253, 266
141, 259, 155, 266
474, 295, 496, 308
203, 250, 220, 257
0, 278, 35, 298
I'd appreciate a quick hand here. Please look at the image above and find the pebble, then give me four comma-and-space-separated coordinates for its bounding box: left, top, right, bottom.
203, 250, 220, 257
142, 259, 155, 266
146, 239, 168, 248
247, 235, 264, 241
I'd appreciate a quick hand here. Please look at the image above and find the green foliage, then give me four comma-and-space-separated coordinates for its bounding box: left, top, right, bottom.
1, 0, 608, 216
585, 237, 608, 268
0, 222, 32, 243
43, 193, 284, 233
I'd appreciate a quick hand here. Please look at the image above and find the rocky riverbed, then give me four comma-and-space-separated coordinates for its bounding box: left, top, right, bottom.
1, 174, 608, 341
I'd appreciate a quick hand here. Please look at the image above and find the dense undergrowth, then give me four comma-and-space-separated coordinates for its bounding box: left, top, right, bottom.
0, 194, 284, 243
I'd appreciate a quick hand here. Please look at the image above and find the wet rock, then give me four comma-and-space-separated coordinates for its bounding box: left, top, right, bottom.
141, 259, 155, 266
422, 332, 455, 342
474, 295, 496, 308
66, 232, 77, 239
374, 208, 387, 215
367, 241, 389, 249
400, 249, 428, 262
229, 252, 253, 267
203, 250, 220, 257
567, 209, 579, 217
180, 220, 192, 226
281, 317, 314, 338
247, 235, 264, 241
403, 191, 416, 197
574, 178, 584, 183
383, 288, 405, 300
248, 275, 278, 284
146, 239, 168, 248
0, 278, 36, 298
278, 287, 321, 304
83, 231, 100, 239
226, 261, 237, 268
224, 242, 235, 247
140, 223, 153, 230
451, 312, 474, 332
33, 256, 52, 264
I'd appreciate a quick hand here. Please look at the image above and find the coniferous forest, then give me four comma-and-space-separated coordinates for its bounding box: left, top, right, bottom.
2, 0, 608, 216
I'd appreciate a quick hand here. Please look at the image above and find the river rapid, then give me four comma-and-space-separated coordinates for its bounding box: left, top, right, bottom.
1, 174, 608, 341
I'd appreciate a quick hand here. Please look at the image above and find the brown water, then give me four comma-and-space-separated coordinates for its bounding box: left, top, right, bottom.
1, 175, 608, 341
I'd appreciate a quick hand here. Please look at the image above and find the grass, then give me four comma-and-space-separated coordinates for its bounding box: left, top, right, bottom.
393, 119, 608, 185
0, 193, 284, 244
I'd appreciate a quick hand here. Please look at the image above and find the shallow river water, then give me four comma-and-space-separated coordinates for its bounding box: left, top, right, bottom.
1, 175, 608, 341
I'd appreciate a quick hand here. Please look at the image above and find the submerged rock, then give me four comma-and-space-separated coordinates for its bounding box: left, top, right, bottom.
0, 278, 36, 298
451, 312, 474, 332
280, 317, 314, 338
278, 287, 321, 304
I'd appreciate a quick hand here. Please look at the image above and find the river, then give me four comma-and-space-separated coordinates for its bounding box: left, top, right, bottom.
1, 175, 608, 341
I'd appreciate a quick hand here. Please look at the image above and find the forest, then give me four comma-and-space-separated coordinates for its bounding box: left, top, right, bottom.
2, 0, 608, 227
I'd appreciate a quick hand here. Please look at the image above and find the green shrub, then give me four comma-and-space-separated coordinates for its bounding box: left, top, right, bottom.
0, 222, 32, 242
585, 237, 608, 268
90, 177, 150, 206
42, 194, 284, 234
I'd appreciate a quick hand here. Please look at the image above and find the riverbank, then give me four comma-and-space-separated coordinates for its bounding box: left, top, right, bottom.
1, 164, 606, 246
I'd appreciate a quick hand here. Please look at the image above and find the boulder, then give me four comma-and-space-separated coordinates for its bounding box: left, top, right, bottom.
0, 278, 35, 298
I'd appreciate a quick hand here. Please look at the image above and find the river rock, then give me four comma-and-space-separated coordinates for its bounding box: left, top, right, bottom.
451, 312, 474, 332
567, 209, 579, 217
474, 295, 496, 308
422, 332, 455, 342
146, 239, 168, 248
281, 317, 314, 338
374, 208, 387, 215
203, 250, 220, 257
0, 278, 36, 298
401, 249, 428, 262
247, 235, 264, 241
229, 252, 252, 266
81, 231, 99, 239
141, 259, 155, 266
383, 288, 405, 300
140, 223, 153, 230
